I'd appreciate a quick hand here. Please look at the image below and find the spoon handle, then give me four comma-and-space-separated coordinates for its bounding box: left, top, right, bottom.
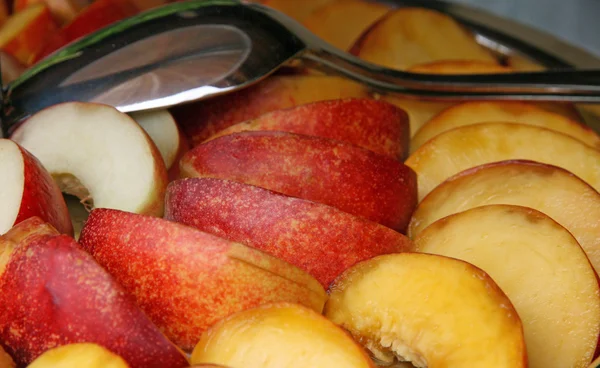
300, 45, 600, 103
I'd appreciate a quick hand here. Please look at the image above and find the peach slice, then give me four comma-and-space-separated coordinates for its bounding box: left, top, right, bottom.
180, 131, 417, 232
0, 219, 189, 368
379, 95, 454, 138
27, 343, 129, 368
205, 98, 410, 161
11, 102, 168, 216
165, 177, 411, 288
351, 7, 498, 70
170, 75, 370, 146
413, 205, 600, 368
405, 123, 600, 201
303, 0, 390, 51
0, 139, 72, 236
324, 252, 526, 367
191, 303, 375, 368
78, 208, 327, 352
412, 101, 600, 151
407, 160, 600, 277
261, 0, 335, 23
0, 4, 59, 65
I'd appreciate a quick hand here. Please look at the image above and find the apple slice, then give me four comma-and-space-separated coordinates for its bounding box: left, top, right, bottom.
414, 204, 600, 368
0, 346, 15, 368
11, 102, 168, 217
27, 343, 129, 368
351, 7, 498, 70
78, 208, 327, 352
408, 160, 600, 277
170, 75, 370, 146
191, 303, 375, 368
0, 139, 72, 236
130, 109, 189, 176
406, 123, 600, 201
303, 0, 390, 51
180, 131, 417, 232
412, 101, 600, 151
0, 3, 59, 65
165, 178, 412, 288
206, 98, 410, 161
261, 0, 335, 22
324, 252, 526, 367
0, 219, 189, 368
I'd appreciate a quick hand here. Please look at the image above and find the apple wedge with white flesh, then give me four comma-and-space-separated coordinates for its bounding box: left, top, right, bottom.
27, 343, 130, 368
405, 123, 600, 201
324, 252, 527, 367
412, 101, 600, 151
131, 109, 184, 171
408, 160, 600, 276
0, 139, 72, 236
413, 205, 600, 368
191, 303, 375, 368
11, 102, 168, 217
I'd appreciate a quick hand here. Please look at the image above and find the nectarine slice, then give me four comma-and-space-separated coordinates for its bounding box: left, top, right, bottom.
79, 208, 327, 351
412, 101, 600, 151
303, 0, 390, 51
351, 7, 498, 70
205, 98, 410, 161
170, 75, 369, 146
0, 3, 59, 65
325, 252, 526, 367
27, 343, 129, 368
0, 139, 72, 236
191, 303, 375, 368
165, 177, 411, 288
11, 102, 168, 216
408, 160, 600, 278
180, 131, 417, 232
406, 123, 600, 201
414, 205, 600, 368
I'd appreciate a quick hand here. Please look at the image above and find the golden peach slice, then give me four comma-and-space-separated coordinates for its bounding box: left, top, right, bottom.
414, 205, 600, 368
191, 303, 375, 368
325, 252, 526, 367
407, 160, 600, 276
405, 123, 600, 201
412, 101, 600, 151
27, 343, 129, 368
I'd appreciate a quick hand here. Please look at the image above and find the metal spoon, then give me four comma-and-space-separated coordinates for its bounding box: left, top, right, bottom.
3, 0, 600, 136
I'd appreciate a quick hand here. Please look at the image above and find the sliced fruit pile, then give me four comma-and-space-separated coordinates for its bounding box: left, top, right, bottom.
1, 1, 600, 368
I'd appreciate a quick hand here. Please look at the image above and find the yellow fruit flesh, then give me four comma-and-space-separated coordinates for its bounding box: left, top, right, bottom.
191, 303, 374, 368
325, 253, 526, 368
406, 123, 600, 201
27, 343, 129, 368
414, 205, 600, 368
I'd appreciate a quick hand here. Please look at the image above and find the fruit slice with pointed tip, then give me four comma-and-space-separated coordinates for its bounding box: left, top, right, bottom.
206, 98, 410, 161
325, 252, 527, 367
405, 123, 600, 201
191, 303, 376, 368
11, 102, 168, 216
181, 131, 417, 232
170, 75, 370, 146
165, 177, 412, 288
412, 101, 600, 151
27, 343, 129, 368
351, 7, 497, 70
413, 204, 600, 368
0, 139, 72, 236
303, 0, 390, 51
0, 3, 59, 65
78, 208, 327, 352
408, 160, 600, 277
0, 220, 189, 368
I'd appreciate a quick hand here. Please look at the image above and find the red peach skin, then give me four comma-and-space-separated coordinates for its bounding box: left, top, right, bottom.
180, 131, 418, 233
164, 177, 413, 288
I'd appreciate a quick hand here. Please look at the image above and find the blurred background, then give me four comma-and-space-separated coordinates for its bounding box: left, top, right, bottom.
451, 0, 600, 56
